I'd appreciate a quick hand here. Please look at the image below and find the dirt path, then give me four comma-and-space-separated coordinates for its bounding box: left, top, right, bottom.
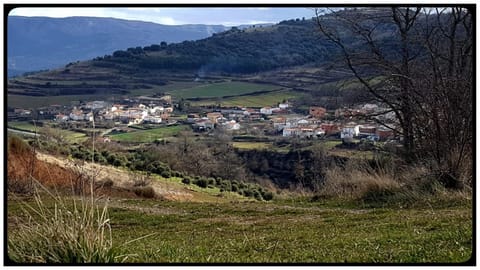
35, 152, 196, 201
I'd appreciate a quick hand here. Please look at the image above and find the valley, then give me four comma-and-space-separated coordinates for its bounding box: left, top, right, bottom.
6, 6, 473, 265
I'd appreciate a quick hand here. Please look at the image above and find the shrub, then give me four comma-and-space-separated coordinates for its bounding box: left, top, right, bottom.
112, 157, 125, 167
263, 191, 274, 201
243, 189, 253, 197
7, 178, 34, 195
8, 135, 31, 156
231, 184, 239, 192
194, 178, 208, 188
181, 177, 191, 185
160, 170, 171, 178
253, 190, 263, 201
96, 178, 114, 189
133, 186, 156, 199
207, 177, 216, 186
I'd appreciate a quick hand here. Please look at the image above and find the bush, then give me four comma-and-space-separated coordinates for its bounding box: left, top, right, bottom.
243, 189, 253, 197
133, 186, 156, 199
207, 177, 216, 185
8, 135, 31, 156
194, 178, 208, 188
8, 178, 34, 195
96, 178, 114, 189
253, 190, 263, 201
181, 177, 191, 185
263, 191, 274, 201
160, 170, 171, 178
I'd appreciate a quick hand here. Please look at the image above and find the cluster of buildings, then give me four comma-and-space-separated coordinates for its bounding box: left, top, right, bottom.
54, 99, 174, 125
274, 104, 396, 141
186, 102, 290, 132
186, 101, 396, 142
13, 92, 397, 143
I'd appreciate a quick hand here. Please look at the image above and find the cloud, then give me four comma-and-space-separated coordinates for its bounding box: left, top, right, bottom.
156, 16, 177, 25
9, 7, 111, 18
8, 7, 315, 26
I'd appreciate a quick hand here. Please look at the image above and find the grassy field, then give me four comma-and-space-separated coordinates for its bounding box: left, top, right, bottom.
232, 142, 273, 150
7, 121, 40, 132
7, 195, 472, 263
191, 89, 304, 108
58, 129, 89, 143
108, 125, 191, 143
171, 81, 279, 99
8, 121, 88, 143
8, 94, 116, 109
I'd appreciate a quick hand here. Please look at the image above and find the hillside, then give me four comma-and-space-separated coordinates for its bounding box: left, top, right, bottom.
6, 19, 344, 101
7, 8, 401, 107
7, 16, 230, 75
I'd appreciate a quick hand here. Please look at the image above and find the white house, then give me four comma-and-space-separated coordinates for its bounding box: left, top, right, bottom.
260, 107, 273, 115
69, 110, 86, 121
297, 119, 309, 126
278, 103, 289, 109
150, 106, 164, 115
143, 116, 162, 124
283, 128, 297, 137
315, 128, 326, 137
85, 112, 94, 122
341, 127, 356, 140
223, 120, 241, 130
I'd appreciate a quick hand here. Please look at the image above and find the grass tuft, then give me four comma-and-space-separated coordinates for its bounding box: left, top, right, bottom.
7, 181, 124, 263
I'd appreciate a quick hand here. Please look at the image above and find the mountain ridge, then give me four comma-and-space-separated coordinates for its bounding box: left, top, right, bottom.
7, 15, 232, 75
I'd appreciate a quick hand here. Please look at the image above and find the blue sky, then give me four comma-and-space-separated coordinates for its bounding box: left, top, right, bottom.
9, 7, 318, 26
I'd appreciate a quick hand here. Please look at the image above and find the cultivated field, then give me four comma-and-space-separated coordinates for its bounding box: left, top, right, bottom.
190, 89, 304, 108
108, 125, 191, 143
171, 81, 280, 99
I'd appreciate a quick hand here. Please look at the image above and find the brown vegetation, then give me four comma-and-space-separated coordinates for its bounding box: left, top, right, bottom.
7, 136, 79, 194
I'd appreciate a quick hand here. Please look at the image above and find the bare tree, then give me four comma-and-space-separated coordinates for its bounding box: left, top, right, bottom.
315, 7, 472, 188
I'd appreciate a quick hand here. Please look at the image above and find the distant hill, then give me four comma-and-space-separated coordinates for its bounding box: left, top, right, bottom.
7, 16, 230, 76
88, 18, 341, 75
8, 9, 402, 101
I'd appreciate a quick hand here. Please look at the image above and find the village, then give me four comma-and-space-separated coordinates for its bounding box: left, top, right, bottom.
8, 92, 398, 145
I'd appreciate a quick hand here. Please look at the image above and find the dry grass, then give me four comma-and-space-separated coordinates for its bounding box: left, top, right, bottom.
321, 164, 401, 201
7, 180, 122, 263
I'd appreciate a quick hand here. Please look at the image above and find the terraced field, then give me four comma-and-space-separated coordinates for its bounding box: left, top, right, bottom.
190, 89, 304, 108
171, 81, 280, 99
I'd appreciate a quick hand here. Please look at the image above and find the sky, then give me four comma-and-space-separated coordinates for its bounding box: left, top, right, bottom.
8, 7, 318, 26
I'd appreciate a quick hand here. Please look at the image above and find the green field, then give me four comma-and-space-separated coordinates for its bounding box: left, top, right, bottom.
7, 121, 40, 132
191, 89, 304, 108
58, 129, 89, 143
109, 125, 191, 143
8, 121, 88, 143
7, 195, 472, 263
232, 142, 273, 150
8, 94, 116, 109
171, 81, 279, 99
